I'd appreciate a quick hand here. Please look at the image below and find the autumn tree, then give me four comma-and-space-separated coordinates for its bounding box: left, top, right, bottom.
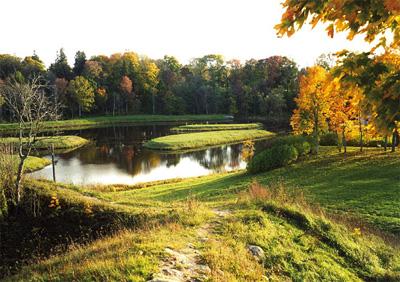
67, 76, 95, 116
120, 75, 133, 113
336, 50, 400, 152
21, 54, 46, 79
291, 66, 330, 154
139, 57, 159, 114
327, 78, 363, 153
276, 0, 400, 50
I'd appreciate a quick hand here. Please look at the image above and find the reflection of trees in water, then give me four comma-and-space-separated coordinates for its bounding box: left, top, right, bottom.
165, 154, 181, 168
55, 125, 249, 179
188, 144, 243, 171
230, 144, 242, 167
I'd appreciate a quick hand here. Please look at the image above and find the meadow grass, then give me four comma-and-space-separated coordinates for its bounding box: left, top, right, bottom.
0, 114, 230, 132
0, 135, 89, 150
171, 123, 263, 132
144, 129, 275, 151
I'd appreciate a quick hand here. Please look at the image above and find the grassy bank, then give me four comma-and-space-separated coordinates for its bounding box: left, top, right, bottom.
24, 156, 51, 172
84, 147, 400, 234
3, 146, 400, 281
144, 129, 275, 151
4, 155, 51, 173
0, 135, 89, 150
0, 115, 231, 132
171, 123, 263, 132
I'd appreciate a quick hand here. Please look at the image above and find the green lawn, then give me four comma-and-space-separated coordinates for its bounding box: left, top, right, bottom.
0, 135, 89, 150
0, 115, 231, 132
144, 129, 275, 151
171, 123, 263, 132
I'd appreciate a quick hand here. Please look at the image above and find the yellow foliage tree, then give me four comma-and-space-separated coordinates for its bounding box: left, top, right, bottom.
291, 66, 331, 154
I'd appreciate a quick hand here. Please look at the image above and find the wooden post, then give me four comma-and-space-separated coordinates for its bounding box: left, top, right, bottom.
51, 144, 56, 182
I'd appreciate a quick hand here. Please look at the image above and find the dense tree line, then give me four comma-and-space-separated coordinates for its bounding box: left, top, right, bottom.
0, 50, 299, 125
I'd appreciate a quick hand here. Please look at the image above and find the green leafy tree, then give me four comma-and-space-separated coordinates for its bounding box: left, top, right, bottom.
73, 51, 87, 76
67, 76, 95, 116
49, 48, 73, 79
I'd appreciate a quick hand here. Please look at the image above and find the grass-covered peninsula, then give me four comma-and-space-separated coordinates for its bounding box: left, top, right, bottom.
0, 135, 89, 150
0, 115, 231, 132
144, 129, 275, 151
171, 123, 263, 132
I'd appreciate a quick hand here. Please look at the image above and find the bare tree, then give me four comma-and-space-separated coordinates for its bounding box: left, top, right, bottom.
0, 76, 60, 205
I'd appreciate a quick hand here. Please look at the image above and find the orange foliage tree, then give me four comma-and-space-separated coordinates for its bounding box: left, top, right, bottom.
291, 66, 330, 154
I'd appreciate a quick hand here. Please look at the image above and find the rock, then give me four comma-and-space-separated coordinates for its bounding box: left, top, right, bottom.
197, 264, 211, 274
247, 245, 265, 261
148, 277, 181, 282
162, 268, 184, 278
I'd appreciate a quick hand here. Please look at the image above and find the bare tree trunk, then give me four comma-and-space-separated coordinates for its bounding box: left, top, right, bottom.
113, 94, 116, 117
152, 93, 155, 114
337, 131, 341, 152
392, 129, 398, 152
359, 115, 363, 152
384, 135, 388, 152
342, 130, 347, 155
313, 109, 319, 155
15, 154, 27, 204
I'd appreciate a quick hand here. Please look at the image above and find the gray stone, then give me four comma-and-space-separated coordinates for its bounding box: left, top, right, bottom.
247, 245, 265, 261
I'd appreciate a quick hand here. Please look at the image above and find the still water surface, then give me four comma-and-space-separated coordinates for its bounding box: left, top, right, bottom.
31, 124, 255, 185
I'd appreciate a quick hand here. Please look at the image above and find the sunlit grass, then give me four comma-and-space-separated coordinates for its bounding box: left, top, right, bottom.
144, 129, 275, 151
0, 135, 89, 150
171, 123, 263, 132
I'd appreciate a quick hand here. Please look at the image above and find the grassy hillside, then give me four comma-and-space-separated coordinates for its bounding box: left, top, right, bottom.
171, 123, 263, 132
0, 115, 230, 132
3, 146, 400, 281
144, 129, 275, 151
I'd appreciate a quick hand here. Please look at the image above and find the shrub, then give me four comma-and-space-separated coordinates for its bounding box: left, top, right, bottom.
247, 135, 311, 174
247, 144, 298, 174
273, 135, 312, 156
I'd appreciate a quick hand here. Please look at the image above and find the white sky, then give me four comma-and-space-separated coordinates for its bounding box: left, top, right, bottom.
1, 0, 372, 67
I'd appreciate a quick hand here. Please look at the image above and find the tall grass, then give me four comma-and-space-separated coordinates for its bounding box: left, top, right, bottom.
0, 145, 16, 219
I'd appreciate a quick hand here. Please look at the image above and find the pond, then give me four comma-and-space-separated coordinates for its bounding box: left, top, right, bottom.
30, 124, 264, 185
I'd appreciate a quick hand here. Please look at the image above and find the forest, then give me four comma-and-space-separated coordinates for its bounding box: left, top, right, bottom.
0, 51, 299, 126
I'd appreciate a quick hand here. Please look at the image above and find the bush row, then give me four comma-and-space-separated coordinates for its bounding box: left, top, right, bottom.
247, 135, 311, 174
